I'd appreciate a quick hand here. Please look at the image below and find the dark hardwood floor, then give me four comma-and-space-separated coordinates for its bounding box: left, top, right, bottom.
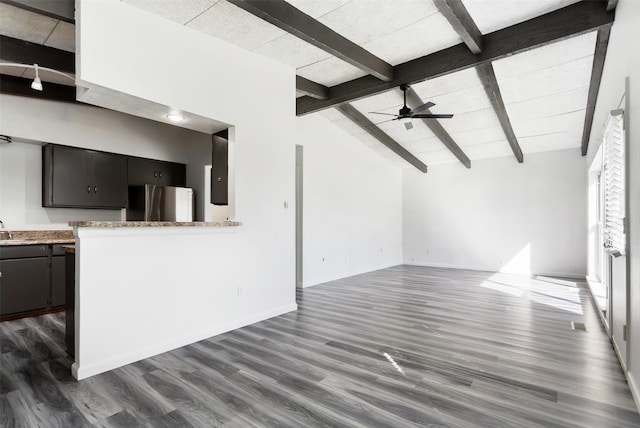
1, 265, 639, 427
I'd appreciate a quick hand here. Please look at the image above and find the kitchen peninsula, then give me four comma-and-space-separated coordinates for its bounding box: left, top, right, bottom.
68, 219, 265, 380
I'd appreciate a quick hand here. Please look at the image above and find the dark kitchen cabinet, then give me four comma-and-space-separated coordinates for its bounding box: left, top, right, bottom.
43, 144, 127, 209
51, 252, 66, 307
0, 245, 50, 316
211, 130, 228, 206
128, 157, 186, 187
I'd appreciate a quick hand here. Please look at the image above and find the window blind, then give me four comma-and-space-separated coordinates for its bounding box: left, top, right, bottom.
602, 111, 625, 256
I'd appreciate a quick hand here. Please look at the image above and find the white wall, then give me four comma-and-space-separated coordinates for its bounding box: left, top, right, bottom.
0, 95, 211, 229
403, 149, 587, 277
585, 0, 640, 409
72, 0, 296, 378
297, 114, 403, 287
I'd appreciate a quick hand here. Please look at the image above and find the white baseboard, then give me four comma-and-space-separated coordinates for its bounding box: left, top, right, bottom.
628, 371, 640, 414
72, 302, 297, 380
303, 261, 401, 288
611, 337, 627, 373
403, 261, 585, 279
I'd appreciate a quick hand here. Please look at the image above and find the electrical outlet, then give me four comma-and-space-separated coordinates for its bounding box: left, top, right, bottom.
425, 249, 429, 255
237, 285, 243, 297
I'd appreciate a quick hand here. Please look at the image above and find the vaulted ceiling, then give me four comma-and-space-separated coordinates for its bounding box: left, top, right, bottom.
0, 0, 615, 172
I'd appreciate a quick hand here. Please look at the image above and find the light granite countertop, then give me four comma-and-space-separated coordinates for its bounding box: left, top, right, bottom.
68, 221, 241, 228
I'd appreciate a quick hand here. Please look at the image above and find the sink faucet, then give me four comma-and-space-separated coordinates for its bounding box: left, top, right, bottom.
0, 220, 12, 240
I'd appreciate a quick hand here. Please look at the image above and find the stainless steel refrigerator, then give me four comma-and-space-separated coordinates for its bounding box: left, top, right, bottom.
127, 185, 194, 221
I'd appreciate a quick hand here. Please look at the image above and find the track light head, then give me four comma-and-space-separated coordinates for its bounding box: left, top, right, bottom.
31, 64, 43, 91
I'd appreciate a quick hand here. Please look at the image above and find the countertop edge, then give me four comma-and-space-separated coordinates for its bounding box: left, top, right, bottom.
68, 221, 242, 228
0, 239, 75, 247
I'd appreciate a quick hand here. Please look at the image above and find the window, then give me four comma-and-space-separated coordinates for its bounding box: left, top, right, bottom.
602, 110, 625, 256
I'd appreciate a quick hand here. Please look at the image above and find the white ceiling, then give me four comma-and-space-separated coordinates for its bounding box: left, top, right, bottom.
0, 3, 74, 52
1, 0, 599, 168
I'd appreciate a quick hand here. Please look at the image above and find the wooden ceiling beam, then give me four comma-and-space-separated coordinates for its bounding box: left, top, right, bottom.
476, 63, 523, 163
0, 35, 74, 74
581, 26, 612, 156
336, 104, 428, 173
296, 75, 329, 100
226, 0, 393, 82
405, 87, 471, 168
433, 0, 482, 54
0, 0, 74, 23
297, 0, 614, 115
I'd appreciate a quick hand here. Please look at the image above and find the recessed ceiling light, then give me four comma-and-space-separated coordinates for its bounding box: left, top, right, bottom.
166, 113, 185, 122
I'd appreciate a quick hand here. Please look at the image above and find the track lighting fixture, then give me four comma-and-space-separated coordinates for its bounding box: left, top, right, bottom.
0, 62, 74, 92
31, 63, 43, 91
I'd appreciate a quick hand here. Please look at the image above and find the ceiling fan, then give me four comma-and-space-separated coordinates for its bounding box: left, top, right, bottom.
369, 84, 453, 130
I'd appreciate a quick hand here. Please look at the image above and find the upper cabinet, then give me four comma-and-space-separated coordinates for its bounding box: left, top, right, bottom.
42, 144, 187, 209
43, 145, 127, 209
211, 130, 228, 206
127, 157, 186, 187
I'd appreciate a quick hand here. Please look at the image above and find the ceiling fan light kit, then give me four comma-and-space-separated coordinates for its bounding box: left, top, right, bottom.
369, 84, 453, 130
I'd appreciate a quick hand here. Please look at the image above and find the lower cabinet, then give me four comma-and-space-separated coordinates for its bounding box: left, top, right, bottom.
0, 257, 49, 315
0, 244, 69, 319
51, 253, 66, 307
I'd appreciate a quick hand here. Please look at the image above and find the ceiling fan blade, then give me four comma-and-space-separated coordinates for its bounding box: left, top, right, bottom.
411, 114, 454, 119
368, 112, 398, 116
377, 118, 396, 124
411, 101, 435, 114
404, 121, 413, 130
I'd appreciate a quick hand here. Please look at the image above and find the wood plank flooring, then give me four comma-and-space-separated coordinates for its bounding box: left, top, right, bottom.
1, 265, 639, 427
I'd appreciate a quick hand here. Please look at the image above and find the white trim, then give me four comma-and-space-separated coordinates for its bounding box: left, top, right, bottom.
403, 261, 586, 279
72, 302, 297, 380
586, 278, 609, 333
612, 337, 627, 373
628, 372, 640, 414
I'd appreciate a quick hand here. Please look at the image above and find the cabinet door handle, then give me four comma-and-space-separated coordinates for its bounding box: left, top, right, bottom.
159, 172, 162, 178
94, 186, 98, 193
87, 185, 91, 193
154, 171, 158, 178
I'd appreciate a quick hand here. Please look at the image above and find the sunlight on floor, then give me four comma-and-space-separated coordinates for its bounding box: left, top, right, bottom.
478, 243, 584, 315
480, 244, 582, 315
479, 273, 583, 315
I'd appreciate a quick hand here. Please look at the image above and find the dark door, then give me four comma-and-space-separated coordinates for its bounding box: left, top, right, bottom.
155, 161, 172, 186
211, 131, 228, 205
51, 146, 92, 207
128, 157, 159, 186
91, 152, 127, 208
170, 162, 187, 187
51, 255, 66, 307
156, 161, 186, 187
0, 258, 49, 315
